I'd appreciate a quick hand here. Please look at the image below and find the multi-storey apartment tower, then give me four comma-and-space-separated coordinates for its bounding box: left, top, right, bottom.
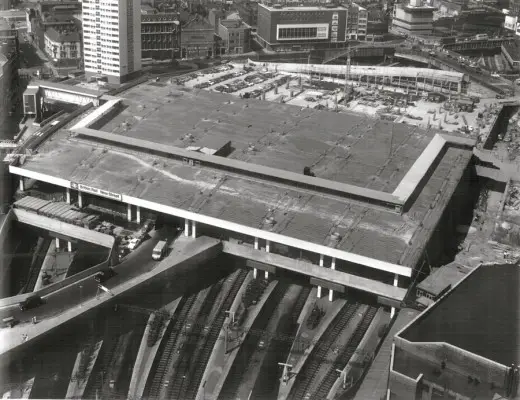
82, 0, 142, 84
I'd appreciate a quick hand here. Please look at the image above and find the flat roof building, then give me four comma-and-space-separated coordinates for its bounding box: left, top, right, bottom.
391, 0, 436, 37
415, 261, 470, 300
390, 263, 520, 399
218, 18, 251, 55
256, 3, 349, 52
7, 77, 476, 306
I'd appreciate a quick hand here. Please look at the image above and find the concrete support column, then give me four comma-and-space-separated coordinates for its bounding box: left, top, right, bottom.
253, 237, 259, 278
185, 219, 190, 237
329, 257, 336, 302
317, 254, 324, 298
264, 240, 270, 279
127, 204, 132, 222
67, 241, 72, 252
391, 274, 399, 319
19, 178, 24, 192
55, 237, 60, 249
136, 206, 141, 224
66, 188, 71, 204
78, 191, 83, 208
192, 221, 197, 239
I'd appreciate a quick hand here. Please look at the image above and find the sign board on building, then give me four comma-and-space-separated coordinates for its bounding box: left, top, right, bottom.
70, 182, 122, 201
317, 26, 328, 39
505, 15, 518, 31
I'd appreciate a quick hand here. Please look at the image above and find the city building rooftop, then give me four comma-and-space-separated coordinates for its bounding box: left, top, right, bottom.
45, 27, 80, 43
416, 261, 471, 299
12, 81, 474, 273
259, 3, 348, 11
399, 263, 520, 366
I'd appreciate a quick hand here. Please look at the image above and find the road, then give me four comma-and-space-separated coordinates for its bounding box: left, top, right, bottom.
427, 48, 514, 95
0, 232, 163, 326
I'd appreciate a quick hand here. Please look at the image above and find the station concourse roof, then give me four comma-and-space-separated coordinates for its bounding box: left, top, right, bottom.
14, 81, 473, 272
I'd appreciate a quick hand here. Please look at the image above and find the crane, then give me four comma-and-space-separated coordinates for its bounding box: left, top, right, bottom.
343, 43, 356, 103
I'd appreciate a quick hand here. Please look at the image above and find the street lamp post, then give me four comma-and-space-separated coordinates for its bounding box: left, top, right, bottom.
172, 19, 180, 62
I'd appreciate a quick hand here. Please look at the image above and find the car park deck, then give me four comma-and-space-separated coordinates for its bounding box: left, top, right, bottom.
10, 78, 474, 272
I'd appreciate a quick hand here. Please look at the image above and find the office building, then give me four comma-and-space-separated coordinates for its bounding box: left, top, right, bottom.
218, 18, 251, 54
181, 16, 214, 58
391, 0, 436, 37
44, 27, 81, 68
346, 2, 368, 40
256, 3, 348, 52
82, 0, 142, 84
141, 10, 180, 60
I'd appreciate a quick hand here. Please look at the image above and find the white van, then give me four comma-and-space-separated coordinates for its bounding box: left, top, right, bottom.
152, 240, 168, 260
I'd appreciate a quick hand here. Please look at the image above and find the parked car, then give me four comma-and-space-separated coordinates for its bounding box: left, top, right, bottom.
19, 295, 44, 312
128, 237, 142, 250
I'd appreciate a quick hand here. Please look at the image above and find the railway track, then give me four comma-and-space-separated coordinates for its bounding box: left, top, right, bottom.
252, 286, 312, 400
166, 280, 225, 400
310, 306, 378, 400
287, 302, 360, 400
218, 282, 288, 400
84, 334, 118, 399
184, 269, 249, 400
144, 293, 198, 400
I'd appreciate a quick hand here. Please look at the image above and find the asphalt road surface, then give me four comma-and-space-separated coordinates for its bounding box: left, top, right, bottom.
0, 233, 162, 326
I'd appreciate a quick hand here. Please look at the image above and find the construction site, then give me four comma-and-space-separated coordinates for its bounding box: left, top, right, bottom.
0, 54, 519, 400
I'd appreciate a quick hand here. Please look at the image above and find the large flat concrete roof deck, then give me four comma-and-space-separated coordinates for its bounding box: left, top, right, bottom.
99, 85, 437, 194
12, 85, 473, 270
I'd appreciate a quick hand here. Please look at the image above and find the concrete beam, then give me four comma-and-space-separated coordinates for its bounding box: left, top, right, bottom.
13, 209, 114, 248
223, 242, 406, 302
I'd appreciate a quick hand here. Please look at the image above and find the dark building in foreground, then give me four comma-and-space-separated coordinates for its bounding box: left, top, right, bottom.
390, 263, 520, 400
0, 22, 20, 116
256, 3, 348, 52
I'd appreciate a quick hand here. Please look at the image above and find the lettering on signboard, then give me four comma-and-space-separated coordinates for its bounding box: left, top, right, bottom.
70, 182, 122, 201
